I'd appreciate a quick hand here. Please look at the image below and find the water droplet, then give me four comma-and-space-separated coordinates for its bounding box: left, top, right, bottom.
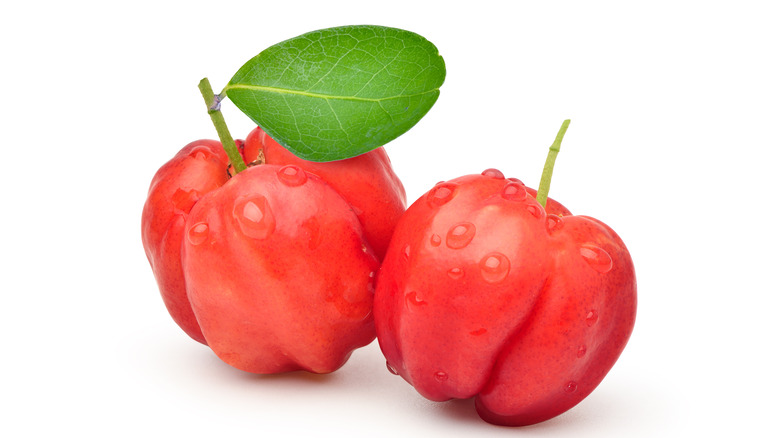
470, 328, 487, 336
546, 215, 564, 232
277, 165, 307, 186
187, 222, 209, 245
233, 196, 275, 239
480, 252, 511, 283
527, 204, 544, 218
564, 381, 578, 393
427, 183, 457, 207
481, 168, 505, 179
501, 181, 527, 201
434, 371, 449, 382
580, 245, 613, 273
386, 362, 399, 375
446, 222, 476, 249
188, 145, 212, 160
585, 310, 599, 327
403, 245, 411, 259
447, 267, 464, 280
430, 234, 442, 247
171, 188, 200, 214
405, 291, 427, 308
577, 345, 587, 358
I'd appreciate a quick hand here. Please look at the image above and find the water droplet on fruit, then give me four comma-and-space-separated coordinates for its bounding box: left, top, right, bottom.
580, 245, 613, 273
564, 381, 578, 393
501, 181, 527, 201
577, 345, 587, 358
233, 196, 275, 239
187, 222, 209, 245
447, 267, 464, 280
277, 165, 307, 186
446, 222, 476, 249
403, 245, 411, 260
434, 371, 449, 382
527, 204, 544, 218
171, 188, 200, 214
480, 252, 511, 283
386, 362, 399, 375
188, 145, 212, 160
546, 215, 564, 232
481, 168, 505, 179
427, 183, 457, 207
405, 291, 427, 308
430, 234, 442, 247
586, 310, 599, 327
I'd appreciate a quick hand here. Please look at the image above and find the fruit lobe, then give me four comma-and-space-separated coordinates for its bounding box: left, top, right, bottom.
374, 170, 636, 426
141, 140, 230, 343
183, 165, 378, 373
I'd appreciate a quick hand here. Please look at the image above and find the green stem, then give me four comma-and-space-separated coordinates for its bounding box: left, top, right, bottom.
536, 119, 571, 208
198, 78, 246, 173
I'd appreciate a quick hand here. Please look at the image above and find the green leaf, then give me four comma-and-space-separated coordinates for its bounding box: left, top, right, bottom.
224, 25, 446, 162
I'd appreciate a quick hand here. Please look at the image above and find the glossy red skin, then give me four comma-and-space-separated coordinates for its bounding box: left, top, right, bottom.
141, 140, 229, 344
243, 127, 407, 259
141, 129, 405, 372
374, 169, 637, 426
183, 165, 377, 373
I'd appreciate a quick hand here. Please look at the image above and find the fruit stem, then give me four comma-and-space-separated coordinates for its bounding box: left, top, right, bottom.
536, 119, 571, 208
198, 77, 246, 173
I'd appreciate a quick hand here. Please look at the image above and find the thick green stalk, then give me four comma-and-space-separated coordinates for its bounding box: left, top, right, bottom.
536, 119, 571, 208
198, 78, 246, 173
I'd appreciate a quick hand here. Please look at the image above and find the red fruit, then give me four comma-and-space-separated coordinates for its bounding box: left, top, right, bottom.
141, 128, 406, 373
374, 169, 636, 425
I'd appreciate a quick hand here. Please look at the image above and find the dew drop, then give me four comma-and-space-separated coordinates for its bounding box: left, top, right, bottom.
546, 215, 564, 232
405, 291, 427, 308
187, 222, 209, 245
386, 361, 399, 375
447, 267, 464, 280
580, 245, 613, 273
233, 196, 275, 239
501, 181, 528, 201
577, 345, 587, 358
430, 234, 442, 247
171, 188, 200, 214
564, 381, 578, 393
188, 145, 212, 160
480, 252, 511, 283
427, 183, 457, 207
585, 310, 599, 327
481, 168, 505, 179
527, 203, 544, 218
277, 165, 307, 187
403, 245, 411, 259
446, 222, 476, 249
434, 371, 449, 382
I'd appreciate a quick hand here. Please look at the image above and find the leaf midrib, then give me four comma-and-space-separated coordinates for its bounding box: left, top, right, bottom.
225, 83, 438, 103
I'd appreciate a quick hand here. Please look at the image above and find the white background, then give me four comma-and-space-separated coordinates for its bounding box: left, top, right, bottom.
2, 0, 778, 436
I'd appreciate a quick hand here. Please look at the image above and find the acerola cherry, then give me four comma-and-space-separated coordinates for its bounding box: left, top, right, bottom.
373, 121, 637, 425
141, 127, 406, 373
